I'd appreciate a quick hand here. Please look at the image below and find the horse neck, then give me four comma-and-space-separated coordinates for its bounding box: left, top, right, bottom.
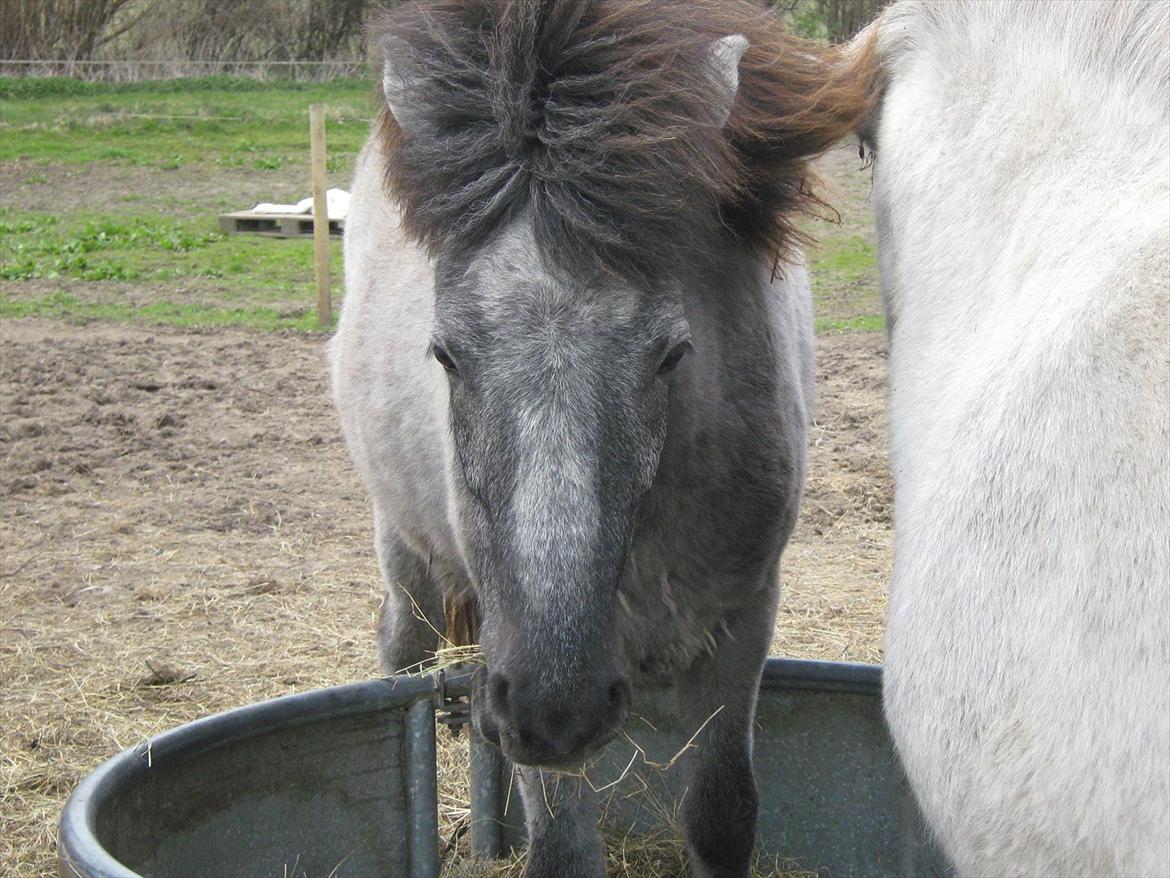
876, 0, 1169, 343
873, 1, 1169, 491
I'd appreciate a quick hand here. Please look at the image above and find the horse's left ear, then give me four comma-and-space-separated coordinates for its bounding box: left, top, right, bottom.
709, 34, 749, 127
381, 36, 426, 133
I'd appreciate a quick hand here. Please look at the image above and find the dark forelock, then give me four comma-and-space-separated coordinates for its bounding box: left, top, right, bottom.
374, 0, 874, 285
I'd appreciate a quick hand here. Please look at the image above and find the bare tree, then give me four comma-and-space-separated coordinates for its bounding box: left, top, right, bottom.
0, 0, 404, 78
0, 0, 134, 60
817, 0, 882, 42
296, 0, 369, 62
161, 0, 373, 64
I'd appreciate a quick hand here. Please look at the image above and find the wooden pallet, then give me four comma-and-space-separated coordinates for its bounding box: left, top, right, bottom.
218, 211, 344, 239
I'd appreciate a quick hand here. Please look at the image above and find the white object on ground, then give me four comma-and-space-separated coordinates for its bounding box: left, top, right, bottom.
251, 189, 350, 220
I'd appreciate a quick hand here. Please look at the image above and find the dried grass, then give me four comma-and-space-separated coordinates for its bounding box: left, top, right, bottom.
0, 519, 385, 878
432, 733, 820, 878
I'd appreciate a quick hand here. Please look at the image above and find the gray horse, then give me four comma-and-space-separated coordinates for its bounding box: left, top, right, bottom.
331, 1, 868, 874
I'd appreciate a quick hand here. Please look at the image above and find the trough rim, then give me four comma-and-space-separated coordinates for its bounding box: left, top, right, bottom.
56, 675, 438, 878
56, 658, 881, 878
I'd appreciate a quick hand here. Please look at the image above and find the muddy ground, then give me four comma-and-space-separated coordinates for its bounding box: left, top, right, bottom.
0, 313, 890, 877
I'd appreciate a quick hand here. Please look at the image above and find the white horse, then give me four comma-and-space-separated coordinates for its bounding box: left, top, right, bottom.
856, 1, 1169, 874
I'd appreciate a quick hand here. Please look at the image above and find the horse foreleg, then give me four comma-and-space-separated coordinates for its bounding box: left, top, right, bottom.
516, 766, 604, 878
676, 601, 774, 878
374, 529, 447, 674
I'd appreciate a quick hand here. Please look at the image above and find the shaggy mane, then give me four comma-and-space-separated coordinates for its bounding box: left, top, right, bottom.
373, 0, 873, 283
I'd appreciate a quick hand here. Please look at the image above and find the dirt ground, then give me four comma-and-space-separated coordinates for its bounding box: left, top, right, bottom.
3, 157, 319, 216
0, 313, 890, 877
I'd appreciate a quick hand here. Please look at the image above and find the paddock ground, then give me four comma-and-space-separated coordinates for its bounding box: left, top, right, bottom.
1, 129, 890, 874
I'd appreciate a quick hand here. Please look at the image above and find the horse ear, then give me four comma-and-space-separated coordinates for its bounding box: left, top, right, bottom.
842, 22, 883, 154
381, 37, 425, 132
709, 33, 748, 128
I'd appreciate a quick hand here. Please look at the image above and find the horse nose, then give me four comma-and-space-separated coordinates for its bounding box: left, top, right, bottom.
487, 670, 630, 766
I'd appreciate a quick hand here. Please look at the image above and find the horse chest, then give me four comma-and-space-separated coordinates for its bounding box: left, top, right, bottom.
615, 556, 736, 685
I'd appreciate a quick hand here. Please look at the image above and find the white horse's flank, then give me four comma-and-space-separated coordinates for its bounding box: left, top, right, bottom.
864, 1, 1169, 874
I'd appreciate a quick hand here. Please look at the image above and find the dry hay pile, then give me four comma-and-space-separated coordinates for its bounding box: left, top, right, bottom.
0, 320, 891, 877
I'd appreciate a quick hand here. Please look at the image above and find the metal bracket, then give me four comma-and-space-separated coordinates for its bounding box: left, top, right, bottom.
434, 668, 472, 737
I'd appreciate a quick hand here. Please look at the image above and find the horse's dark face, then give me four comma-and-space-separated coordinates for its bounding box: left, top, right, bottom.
432, 221, 690, 768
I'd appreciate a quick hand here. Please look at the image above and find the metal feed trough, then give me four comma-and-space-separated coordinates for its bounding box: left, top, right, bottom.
58, 659, 953, 878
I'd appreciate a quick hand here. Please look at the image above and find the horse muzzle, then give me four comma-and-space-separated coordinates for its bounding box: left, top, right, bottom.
469, 663, 631, 769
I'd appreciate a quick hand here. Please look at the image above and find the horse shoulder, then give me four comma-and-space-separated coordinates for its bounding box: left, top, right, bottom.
331, 136, 460, 565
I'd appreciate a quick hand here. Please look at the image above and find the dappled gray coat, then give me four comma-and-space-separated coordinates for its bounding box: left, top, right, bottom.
330, 1, 871, 875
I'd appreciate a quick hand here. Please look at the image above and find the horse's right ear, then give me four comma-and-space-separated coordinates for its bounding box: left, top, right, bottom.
709, 34, 749, 128
381, 37, 426, 133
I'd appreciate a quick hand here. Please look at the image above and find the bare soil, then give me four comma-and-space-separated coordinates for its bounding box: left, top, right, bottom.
4, 158, 314, 216
0, 315, 890, 877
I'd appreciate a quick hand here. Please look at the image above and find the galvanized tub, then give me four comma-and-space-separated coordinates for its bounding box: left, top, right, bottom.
58, 658, 953, 878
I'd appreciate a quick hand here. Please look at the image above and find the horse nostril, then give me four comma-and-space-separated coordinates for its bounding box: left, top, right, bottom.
606, 679, 631, 720
490, 673, 510, 709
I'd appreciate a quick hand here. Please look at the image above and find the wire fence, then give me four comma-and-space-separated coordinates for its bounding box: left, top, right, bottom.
0, 59, 370, 82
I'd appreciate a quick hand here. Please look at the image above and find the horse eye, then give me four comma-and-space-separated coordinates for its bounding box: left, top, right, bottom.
431, 344, 459, 375
658, 341, 690, 375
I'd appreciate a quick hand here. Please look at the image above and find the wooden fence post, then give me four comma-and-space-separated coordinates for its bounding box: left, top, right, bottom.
309, 103, 332, 326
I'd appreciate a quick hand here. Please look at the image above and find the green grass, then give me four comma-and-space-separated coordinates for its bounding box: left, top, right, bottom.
805, 231, 883, 332
809, 235, 876, 283
1, 208, 341, 296
815, 315, 885, 333
0, 207, 342, 330
0, 74, 370, 100
0, 77, 363, 332
2, 212, 220, 281
0, 76, 373, 169
0, 291, 326, 331
0, 76, 883, 335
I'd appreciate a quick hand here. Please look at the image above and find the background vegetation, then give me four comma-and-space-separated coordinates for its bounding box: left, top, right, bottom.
0, 0, 882, 333
0, 75, 879, 334
0, 76, 370, 330
0, 0, 881, 77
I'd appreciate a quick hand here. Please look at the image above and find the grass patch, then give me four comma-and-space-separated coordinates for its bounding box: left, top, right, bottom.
0, 291, 329, 332
0, 74, 370, 100
1, 213, 221, 281
815, 315, 886, 333
805, 231, 883, 332
809, 235, 876, 283
0, 208, 342, 304
0, 79, 885, 336
0, 76, 373, 169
